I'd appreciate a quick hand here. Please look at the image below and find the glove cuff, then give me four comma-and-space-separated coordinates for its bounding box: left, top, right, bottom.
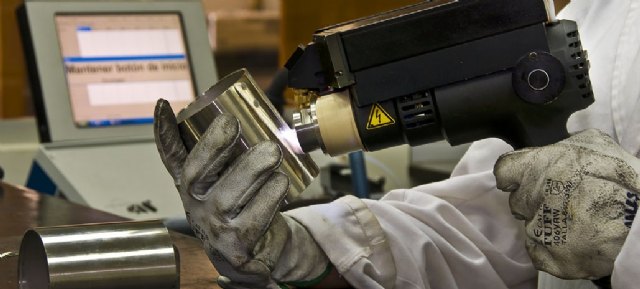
271, 215, 331, 284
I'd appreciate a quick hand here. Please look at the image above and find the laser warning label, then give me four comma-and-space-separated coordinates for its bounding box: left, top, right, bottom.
367, 103, 395, 130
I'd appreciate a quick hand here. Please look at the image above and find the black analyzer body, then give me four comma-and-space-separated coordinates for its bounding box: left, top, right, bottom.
287, 0, 593, 155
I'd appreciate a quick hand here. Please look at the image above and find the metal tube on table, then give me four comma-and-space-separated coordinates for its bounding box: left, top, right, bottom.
18, 220, 179, 289
176, 69, 319, 199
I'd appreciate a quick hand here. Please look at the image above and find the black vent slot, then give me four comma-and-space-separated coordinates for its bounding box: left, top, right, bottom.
565, 28, 592, 99
398, 91, 436, 129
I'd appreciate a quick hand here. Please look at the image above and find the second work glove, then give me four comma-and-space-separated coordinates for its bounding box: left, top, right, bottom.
494, 129, 639, 280
153, 99, 329, 289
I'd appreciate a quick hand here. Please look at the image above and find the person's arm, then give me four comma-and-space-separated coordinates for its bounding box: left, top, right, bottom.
286, 172, 538, 289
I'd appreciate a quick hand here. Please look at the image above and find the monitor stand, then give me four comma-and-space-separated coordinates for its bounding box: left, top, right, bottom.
28, 139, 185, 220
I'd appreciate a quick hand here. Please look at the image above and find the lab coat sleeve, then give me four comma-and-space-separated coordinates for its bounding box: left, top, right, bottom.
450, 139, 513, 177
286, 163, 537, 289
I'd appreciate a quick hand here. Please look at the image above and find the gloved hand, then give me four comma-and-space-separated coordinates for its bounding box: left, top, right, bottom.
153, 99, 330, 289
494, 129, 639, 280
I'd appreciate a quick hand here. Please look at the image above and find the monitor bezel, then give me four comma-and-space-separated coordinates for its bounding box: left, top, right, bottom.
23, 0, 216, 143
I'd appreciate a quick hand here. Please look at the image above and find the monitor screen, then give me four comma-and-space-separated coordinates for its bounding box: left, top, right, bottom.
55, 14, 196, 127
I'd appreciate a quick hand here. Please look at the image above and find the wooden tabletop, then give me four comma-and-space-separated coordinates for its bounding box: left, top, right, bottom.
0, 182, 220, 289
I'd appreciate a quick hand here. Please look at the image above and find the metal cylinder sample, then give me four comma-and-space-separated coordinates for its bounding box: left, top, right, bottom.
19, 220, 179, 289
176, 69, 319, 199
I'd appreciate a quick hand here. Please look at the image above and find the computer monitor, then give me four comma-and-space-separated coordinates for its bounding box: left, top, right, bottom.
56, 14, 196, 128
19, 0, 216, 143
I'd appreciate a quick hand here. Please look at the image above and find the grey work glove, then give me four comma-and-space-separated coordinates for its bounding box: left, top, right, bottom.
494, 129, 639, 280
153, 99, 330, 289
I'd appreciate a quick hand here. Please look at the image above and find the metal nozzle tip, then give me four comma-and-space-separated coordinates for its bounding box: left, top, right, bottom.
295, 123, 322, 153
292, 104, 323, 153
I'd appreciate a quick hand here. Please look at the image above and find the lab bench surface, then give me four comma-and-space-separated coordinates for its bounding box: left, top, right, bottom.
0, 182, 220, 289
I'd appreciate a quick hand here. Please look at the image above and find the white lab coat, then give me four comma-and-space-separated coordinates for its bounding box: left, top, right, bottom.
286, 1, 640, 288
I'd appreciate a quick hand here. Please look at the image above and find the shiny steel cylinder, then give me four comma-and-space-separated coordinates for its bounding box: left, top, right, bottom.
176, 69, 319, 199
18, 220, 179, 289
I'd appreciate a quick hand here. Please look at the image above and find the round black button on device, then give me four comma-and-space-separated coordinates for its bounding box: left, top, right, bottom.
513, 51, 566, 105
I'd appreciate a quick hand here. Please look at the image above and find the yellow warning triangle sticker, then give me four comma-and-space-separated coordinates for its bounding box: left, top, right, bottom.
366, 103, 396, 130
